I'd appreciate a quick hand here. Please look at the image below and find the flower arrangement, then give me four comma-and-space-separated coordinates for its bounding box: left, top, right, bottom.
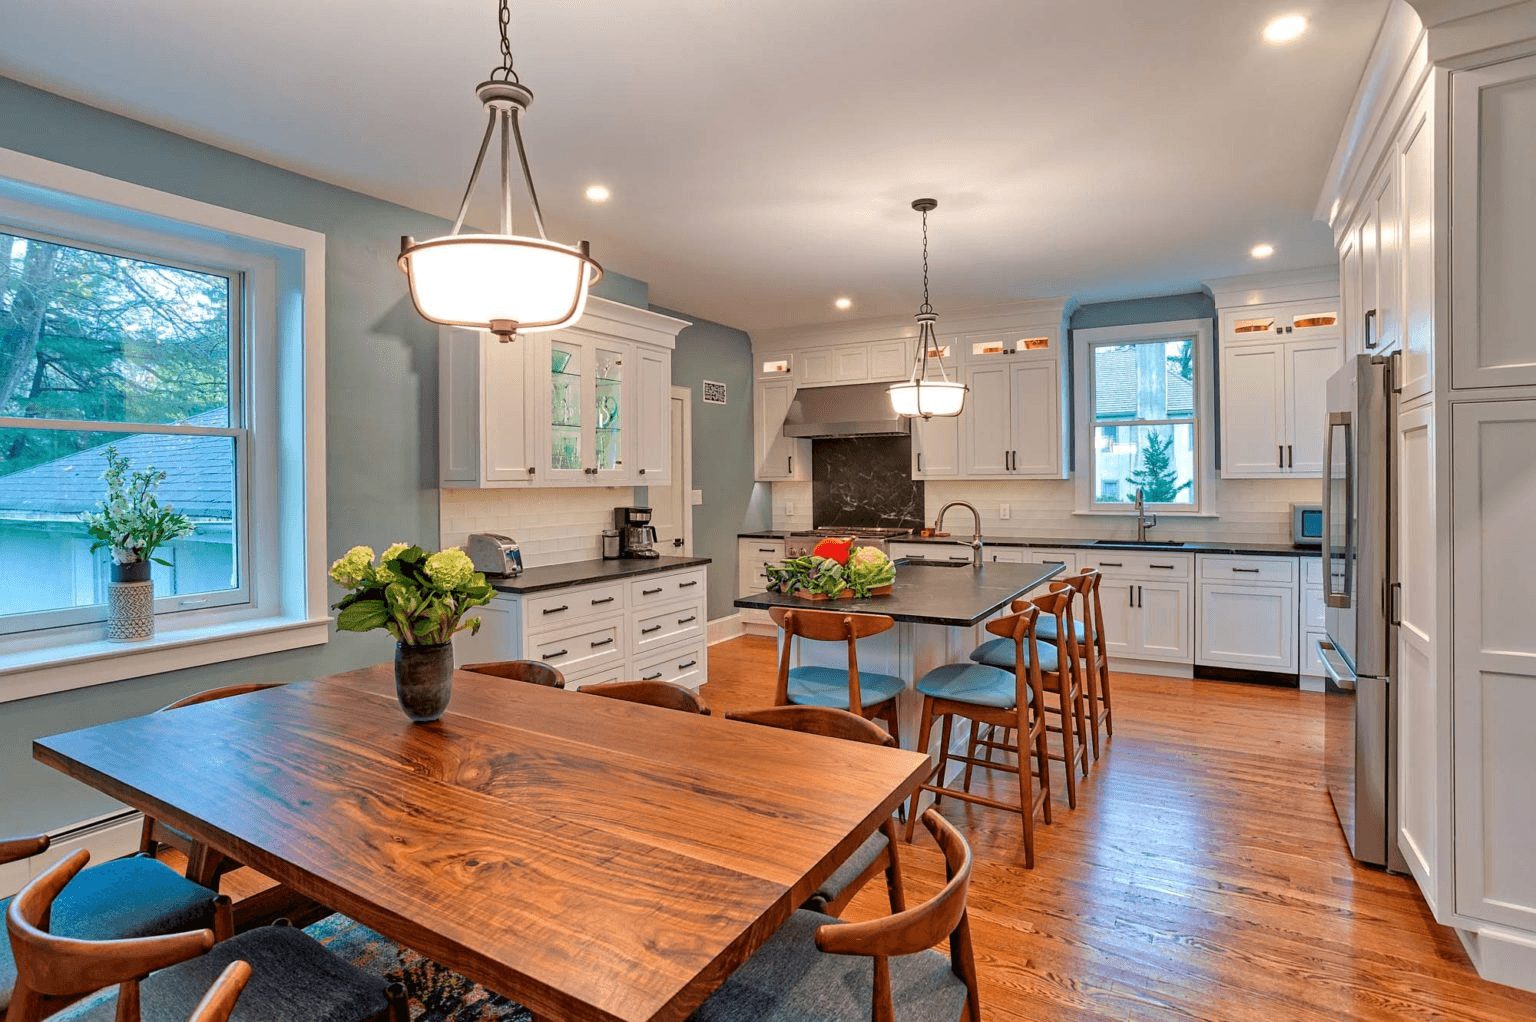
81, 447, 195, 571
763, 540, 897, 601
329, 543, 495, 647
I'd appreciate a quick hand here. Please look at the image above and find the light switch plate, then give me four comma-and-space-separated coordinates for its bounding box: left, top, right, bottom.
690, 489, 704, 506
999, 503, 1011, 520
785, 501, 795, 517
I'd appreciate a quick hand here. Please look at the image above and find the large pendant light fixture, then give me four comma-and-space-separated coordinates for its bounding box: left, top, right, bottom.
398, 0, 602, 341
888, 199, 967, 418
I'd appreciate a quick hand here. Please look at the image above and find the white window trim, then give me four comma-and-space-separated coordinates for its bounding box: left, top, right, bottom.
1072, 317, 1216, 516
0, 147, 328, 703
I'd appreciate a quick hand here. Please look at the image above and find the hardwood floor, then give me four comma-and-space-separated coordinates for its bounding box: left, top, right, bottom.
701, 634, 1536, 1021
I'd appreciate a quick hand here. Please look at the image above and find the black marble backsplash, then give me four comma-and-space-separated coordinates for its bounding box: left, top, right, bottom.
811, 436, 924, 530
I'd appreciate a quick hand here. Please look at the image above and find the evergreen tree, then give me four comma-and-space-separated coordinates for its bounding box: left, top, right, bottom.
1125, 430, 1189, 503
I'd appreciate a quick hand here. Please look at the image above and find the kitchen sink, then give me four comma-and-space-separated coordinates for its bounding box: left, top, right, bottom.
1087, 539, 1186, 547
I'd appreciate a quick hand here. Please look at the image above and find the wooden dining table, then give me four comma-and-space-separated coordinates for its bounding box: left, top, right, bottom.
32, 664, 929, 1022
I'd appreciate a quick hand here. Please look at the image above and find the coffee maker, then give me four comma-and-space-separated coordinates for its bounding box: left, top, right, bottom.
614, 506, 659, 559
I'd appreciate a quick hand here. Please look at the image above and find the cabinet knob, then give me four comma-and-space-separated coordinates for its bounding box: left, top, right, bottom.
639, 468, 646, 475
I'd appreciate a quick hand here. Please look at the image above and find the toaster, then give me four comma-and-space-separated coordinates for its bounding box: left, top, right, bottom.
466, 533, 523, 577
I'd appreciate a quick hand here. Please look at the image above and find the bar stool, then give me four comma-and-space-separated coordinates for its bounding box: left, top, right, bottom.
1037, 568, 1111, 758
905, 604, 1052, 867
969, 583, 1091, 808
769, 608, 904, 743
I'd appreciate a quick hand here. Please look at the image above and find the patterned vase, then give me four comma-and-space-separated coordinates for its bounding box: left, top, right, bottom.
107, 561, 154, 643
394, 642, 454, 723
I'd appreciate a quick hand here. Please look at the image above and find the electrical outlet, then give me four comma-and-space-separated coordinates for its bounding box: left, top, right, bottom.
785, 501, 795, 517
999, 503, 1011, 520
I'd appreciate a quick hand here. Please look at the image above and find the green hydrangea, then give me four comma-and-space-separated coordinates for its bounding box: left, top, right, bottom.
424, 547, 476, 591
375, 542, 410, 583
328, 545, 375, 588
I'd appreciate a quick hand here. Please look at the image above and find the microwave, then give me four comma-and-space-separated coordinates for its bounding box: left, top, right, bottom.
1291, 503, 1323, 546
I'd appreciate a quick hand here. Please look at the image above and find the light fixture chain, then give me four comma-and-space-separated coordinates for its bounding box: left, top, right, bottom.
920, 207, 932, 314
493, 0, 519, 83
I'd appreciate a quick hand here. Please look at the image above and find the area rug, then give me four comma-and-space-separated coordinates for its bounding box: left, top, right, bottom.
305, 914, 533, 1021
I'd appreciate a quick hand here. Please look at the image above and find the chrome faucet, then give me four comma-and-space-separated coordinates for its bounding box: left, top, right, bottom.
1134, 487, 1159, 543
935, 500, 984, 567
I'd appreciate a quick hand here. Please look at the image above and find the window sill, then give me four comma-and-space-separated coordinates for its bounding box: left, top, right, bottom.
1072, 510, 1222, 518
0, 615, 329, 705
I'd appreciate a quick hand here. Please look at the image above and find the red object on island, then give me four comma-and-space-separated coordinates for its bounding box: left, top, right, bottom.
811, 536, 855, 565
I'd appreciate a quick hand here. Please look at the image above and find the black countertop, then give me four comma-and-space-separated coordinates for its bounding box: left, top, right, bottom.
733, 561, 1064, 627
737, 531, 792, 540
489, 556, 712, 595
738, 531, 1318, 558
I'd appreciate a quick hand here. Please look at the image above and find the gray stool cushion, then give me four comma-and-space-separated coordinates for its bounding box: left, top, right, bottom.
58, 924, 392, 1022
1034, 615, 1086, 645
691, 909, 969, 1021
969, 637, 1060, 675
804, 831, 887, 913
916, 663, 1030, 710
0, 854, 219, 1012
787, 666, 905, 709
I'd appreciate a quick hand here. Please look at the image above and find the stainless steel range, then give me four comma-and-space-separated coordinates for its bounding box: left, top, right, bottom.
784, 526, 916, 558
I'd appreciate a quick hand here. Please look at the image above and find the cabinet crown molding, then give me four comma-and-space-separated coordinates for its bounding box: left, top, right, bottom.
570, 296, 689, 349
1203, 267, 1342, 309
753, 296, 1075, 352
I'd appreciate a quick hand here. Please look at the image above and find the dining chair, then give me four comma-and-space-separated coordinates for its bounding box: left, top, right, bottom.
0, 836, 230, 1018
969, 584, 1091, 808
187, 962, 250, 1022
459, 660, 566, 688
768, 607, 904, 743
905, 604, 1052, 867
5, 849, 408, 1022
691, 808, 980, 1022
583, 679, 710, 714
725, 706, 906, 915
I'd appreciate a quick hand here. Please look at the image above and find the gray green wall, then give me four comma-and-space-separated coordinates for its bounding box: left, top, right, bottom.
0, 77, 654, 834
1069, 291, 1216, 331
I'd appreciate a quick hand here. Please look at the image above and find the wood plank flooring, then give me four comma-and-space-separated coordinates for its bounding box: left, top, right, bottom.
700, 634, 1536, 1022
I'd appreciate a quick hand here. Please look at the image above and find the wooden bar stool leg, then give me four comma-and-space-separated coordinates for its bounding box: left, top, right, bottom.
1082, 648, 1102, 761
906, 696, 938, 842
1054, 671, 1079, 809
1014, 705, 1037, 869
1034, 706, 1053, 825
934, 713, 955, 804
1099, 655, 1114, 738
962, 723, 982, 792
1072, 661, 1091, 780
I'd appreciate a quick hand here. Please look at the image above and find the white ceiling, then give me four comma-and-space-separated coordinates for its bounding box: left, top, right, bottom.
0, 0, 1386, 331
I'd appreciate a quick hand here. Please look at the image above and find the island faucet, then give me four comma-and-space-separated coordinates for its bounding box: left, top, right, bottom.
1134, 487, 1159, 543
935, 500, 984, 567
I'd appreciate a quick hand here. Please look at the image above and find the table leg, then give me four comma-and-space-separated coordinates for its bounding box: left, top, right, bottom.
186, 841, 228, 888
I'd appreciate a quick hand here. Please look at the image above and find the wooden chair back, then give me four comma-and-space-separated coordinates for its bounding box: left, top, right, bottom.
159, 683, 284, 712
187, 961, 251, 1022
724, 706, 895, 747
459, 660, 566, 689
583, 680, 710, 715
814, 808, 979, 1022
1014, 586, 1080, 668
1045, 568, 1105, 654
768, 608, 896, 711
5, 850, 217, 1022
0, 833, 49, 867
982, 604, 1047, 714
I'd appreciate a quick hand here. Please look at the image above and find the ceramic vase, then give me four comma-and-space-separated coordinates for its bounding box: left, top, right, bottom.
107, 561, 154, 643
394, 641, 454, 723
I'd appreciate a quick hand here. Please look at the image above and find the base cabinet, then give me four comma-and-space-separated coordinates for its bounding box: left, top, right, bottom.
1081, 552, 1193, 665
737, 538, 785, 626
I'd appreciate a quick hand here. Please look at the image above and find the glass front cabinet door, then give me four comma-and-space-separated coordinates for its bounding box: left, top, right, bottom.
547, 335, 587, 484
592, 341, 629, 482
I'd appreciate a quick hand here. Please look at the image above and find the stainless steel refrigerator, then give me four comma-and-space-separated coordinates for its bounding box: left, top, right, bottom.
1317, 353, 1406, 872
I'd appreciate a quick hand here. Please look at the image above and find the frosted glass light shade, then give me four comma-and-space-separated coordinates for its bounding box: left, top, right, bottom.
889, 379, 966, 418
398, 233, 601, 337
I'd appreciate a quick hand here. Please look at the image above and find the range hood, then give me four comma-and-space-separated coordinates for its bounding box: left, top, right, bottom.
782, 383, 911, 439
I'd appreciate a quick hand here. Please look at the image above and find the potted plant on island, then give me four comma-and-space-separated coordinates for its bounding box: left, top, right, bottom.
328, 543, 495, 722
81, 448, 195, 643
763, 538, 897, 601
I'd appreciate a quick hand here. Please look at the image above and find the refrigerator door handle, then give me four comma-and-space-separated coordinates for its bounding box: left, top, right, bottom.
1321, 410, 1354, 610
1317, 638, 1357, 691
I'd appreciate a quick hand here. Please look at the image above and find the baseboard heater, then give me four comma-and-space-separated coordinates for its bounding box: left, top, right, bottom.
46, 807, 143, 844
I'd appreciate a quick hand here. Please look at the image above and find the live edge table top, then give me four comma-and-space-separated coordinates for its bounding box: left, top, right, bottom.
33, 665, 930, 1022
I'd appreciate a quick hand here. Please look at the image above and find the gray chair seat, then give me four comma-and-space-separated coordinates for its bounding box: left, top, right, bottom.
691, 909, 969, 1021
804, 831, 887, 914
968, 637, 1060, 675
787, 666, 905, 710
0, 854, 220, 1013
57, 924, 393, 1022
1033, 614, 1086, 645
916, 662, 1031, 710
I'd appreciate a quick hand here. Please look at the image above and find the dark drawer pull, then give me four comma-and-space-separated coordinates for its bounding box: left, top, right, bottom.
642, 625, 662, 634
542, 605, 569, 615
678, 660, 697, 669
757, 547, 777, 553
1043, 559, 1065, 565
677, 615, 697, 624
590, 596, 615, 605
642, 587, 663, 595
541, 649, 568, 660
1099, 561, 1123, 568
1232, 567, 1261, 574
1151, 564, 1175, 570
642, 671, 664, 681
679, 580, 698, 588
590, 637, 614, 648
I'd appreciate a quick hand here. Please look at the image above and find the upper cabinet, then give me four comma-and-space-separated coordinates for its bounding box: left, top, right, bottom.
753, 378, 810, 481
439, 298, 686, 489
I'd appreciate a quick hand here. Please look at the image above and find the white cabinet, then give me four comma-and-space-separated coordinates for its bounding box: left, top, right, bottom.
543, 333, 632, 485
1080, 551, 1192, 664
911, 412, 961, 478
962, 357, 1066, 479
1195, 555, 1299, 673
889, 542, 973, 564
1221, 343, 1286, 476
1398, 88, 1435, 405
753, 379, 810, 481
1285, 340, 1340, 476
794, 339, 911, 388
797, 348, 835, 386
633, 346, 672, 482
439, 327, 537, 487
737, 538, 784, 626
868, 339, 910, 381
1299, 556, 1328, 683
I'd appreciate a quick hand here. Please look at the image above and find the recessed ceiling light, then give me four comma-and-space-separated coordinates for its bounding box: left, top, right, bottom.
1251, 243, 1276, 259
584, 184, 611, 203
1263, 14, 1308, 44
834, 297, 853, 311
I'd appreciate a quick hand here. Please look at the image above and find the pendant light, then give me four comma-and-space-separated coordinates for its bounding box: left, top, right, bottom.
398, 0, 603, 340
888, 199, 967, 418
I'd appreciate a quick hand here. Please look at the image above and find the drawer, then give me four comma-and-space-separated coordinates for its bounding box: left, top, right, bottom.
1198, 554, 1296, 585
525, 582, 626, 632
1300, 628, 1330, 677
528, 618, 625, 677
987, 548, 1025, 564
562, 662, 627, 691
891, 542, 972, 563
1303, 556, 1323, 587
1083, 551, 1191, 579
738, 540, 784, 596
1028, 548, 1079, 572
633, 640, 707, 690
631, 599, 705, 655
631, 569, 708, 608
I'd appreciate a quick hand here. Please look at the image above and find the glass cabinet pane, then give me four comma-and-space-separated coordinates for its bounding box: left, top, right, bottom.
550, 339, 582, 471
594, 345, 623, 472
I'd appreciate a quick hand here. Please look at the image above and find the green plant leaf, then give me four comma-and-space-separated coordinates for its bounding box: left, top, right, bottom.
336, 599, 390, 632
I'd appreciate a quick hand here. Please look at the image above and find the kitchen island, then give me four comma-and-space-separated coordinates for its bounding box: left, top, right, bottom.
734, 560, 1064, 749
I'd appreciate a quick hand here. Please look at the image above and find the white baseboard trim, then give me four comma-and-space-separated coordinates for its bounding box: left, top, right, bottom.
0, 809, 144, 899
1113, 657, 1194, 679
708, 614, 746, 645
1458, 922, 1536, 994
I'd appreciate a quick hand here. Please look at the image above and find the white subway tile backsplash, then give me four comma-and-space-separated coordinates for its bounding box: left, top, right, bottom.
440, 486, 639, 566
